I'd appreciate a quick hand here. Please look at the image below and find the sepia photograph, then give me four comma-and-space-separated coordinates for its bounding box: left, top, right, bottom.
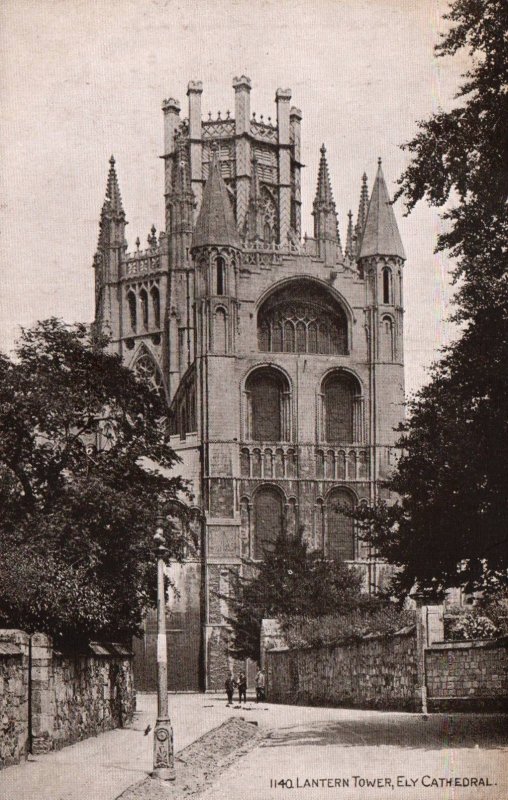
0, 1, 506, 798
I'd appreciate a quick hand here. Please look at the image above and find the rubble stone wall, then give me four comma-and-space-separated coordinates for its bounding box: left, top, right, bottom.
266, 628, 419, 710
0, 630, 30, 768
0, 630, 135, 768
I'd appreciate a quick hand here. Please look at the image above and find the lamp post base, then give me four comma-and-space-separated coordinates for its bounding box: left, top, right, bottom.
151, 717, 175, 781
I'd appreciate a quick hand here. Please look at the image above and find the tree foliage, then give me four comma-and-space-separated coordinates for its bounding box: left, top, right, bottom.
224, 533, 377, 662
354, 0, 508, 598
0, 319, 190, 642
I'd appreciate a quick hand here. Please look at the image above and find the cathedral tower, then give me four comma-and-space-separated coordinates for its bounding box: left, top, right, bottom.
92, 78, 406, 692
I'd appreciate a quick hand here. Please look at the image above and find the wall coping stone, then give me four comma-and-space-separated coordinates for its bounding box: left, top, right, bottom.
427, 637, 508, 652
269, 624, 417, 653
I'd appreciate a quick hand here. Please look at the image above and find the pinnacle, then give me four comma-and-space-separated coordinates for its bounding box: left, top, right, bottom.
103, 155, 125, 218
359, 161, 405, 259
314, 143, 335, 207
192, 151, 241, 249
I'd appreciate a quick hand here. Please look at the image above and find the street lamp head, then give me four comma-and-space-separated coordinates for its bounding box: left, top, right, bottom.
154, 531, 165, 546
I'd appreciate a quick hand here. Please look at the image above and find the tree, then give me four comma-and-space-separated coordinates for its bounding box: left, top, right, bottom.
353, 0, 508, 598
224, 533, 376, 662
0, 319, 191, 642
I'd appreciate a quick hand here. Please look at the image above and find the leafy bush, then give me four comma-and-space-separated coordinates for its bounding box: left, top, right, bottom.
282, 606, 415, 650
448, 612, 498, 641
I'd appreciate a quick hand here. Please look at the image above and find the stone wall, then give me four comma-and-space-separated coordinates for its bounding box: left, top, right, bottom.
266, 627, 419, 710
0, 630, 135, 768
425, 639, 508, 708
266, 621, 508, 712
0, 630, 30, 768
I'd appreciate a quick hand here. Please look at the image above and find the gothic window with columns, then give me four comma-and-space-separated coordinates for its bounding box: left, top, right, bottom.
260, 186, 277, 245
140, 288, 149, 329
127, 290, 137, 332
320, 371, 363, 444
258, 280, 348, 354
244, 367, 291, 442
151, 286, 160, 328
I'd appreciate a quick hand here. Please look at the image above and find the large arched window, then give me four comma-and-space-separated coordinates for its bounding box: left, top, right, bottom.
321, 372, 361, 443
253, 485, 284, 558
257, 279, 348, 354
127, 290, 137, 332
245, 367, 290, 442
326, 488, 355, 561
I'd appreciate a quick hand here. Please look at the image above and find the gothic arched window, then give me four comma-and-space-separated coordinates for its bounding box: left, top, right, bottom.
245, 367, 290, 442
257, 279, 348, 354
253, 485, 284, 558
127, 290, 137, 332
151, 286, 160, 328
216, 257, 226, 296
140, 288, 149, 329
382, 267, 392, 304
133, 349, 164, 397
321, 372, 361, 444
326, 488, 355, 561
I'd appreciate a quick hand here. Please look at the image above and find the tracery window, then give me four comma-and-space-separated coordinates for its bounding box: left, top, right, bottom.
133, 349, 164, 396
260, 187, 277, 245
258, 281, 348, 355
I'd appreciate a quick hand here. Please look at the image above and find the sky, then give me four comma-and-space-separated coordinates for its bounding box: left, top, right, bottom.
0, 0, 468, 395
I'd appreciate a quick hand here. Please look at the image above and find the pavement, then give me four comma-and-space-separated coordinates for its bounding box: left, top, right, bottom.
0, 695, 506, 800
0, 692, 258, 800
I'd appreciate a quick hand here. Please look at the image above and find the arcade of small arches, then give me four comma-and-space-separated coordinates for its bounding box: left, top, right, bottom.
239, 484, 359, 562
126, 282, 161, 333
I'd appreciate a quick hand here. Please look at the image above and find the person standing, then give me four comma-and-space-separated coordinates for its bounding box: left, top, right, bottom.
225, 671, 235, 705
237, 670, 247, 704
255, 668, 265, 702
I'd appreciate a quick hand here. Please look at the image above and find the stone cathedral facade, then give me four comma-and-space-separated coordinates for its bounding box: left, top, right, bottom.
93, 77, 406, 691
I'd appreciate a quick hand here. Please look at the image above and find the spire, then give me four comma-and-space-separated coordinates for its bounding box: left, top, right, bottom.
192, 150, 241, 249
354, 172, 369, 255
345, 210, 354, 260
313, 144, 335, 210
359, 160, 405, 259
102, 155, 125, 220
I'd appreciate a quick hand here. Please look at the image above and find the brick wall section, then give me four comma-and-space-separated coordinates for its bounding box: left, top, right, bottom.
425, 640, 508, 702
266, 628, 419, 710
0, 630, 29, 768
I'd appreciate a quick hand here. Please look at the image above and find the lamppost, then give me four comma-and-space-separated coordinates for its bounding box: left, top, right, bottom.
151, 512, 175, 781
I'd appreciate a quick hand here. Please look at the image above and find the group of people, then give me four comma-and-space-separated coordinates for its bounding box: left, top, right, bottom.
225, 668, 265, 705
